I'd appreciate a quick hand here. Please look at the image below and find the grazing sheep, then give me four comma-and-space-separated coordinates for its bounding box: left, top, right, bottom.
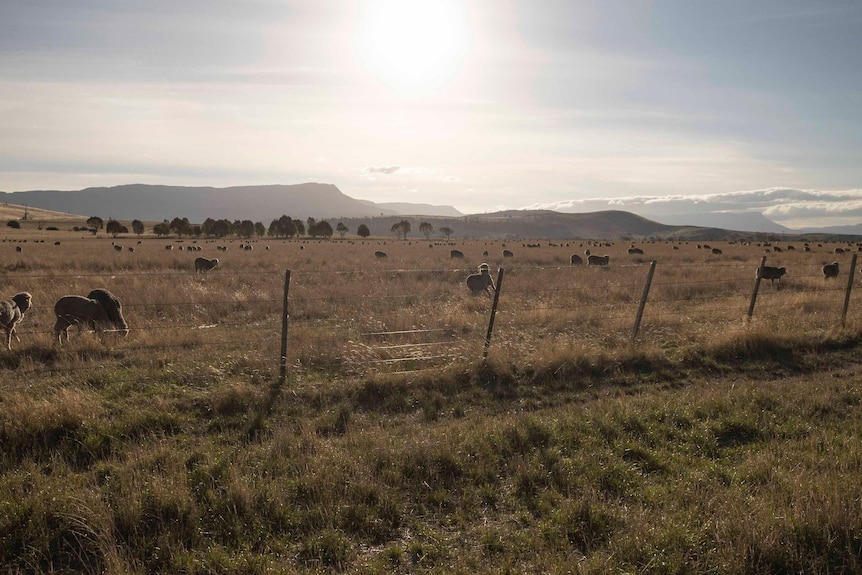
113, 244, 123, 252
711, 248, 723, 255
450, 249, 464, 258
128, 246, 135, 253
374, 251, 387, 259
502, 249, 514, 258
0, 292, 32, 350
835, 247, 846, 254
758, 266, 787, 286
15, 246, 22, 252
570, 254, 584, 265
588, 254, 610, 266
466, 263, 496, 297
165, 244, 173, 250
53, 289, 129, 343
194, 257, 219, 273
628, 246, 644, 255
823, 262, 840, 279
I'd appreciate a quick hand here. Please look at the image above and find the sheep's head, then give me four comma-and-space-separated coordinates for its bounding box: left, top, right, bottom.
87, 289, 129, 337
12, 292, 32, 313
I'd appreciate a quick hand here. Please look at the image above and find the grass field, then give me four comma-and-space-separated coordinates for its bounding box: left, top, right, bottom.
2, 225, 862, 573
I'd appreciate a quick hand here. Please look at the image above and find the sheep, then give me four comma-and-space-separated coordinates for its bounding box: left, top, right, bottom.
374, 251, 387, 259
165, 244, 173, 250
570, 254, 584, 265
835, 247, 846, 254
450, 249, 464, 258
194, 257, 219, 273
0, 292, 32, 350
113, 244, 123, 252
758, 266, 786, 286
823, 262, 840, 279
466, 263, 496, 297
53, 289, 129, 343
627, 246, 644, 255
711, 248, 723, 255
127, 246, 135, 253
15, 246, 22, 252
588, 254, 610, 266
502, 249, 514, 258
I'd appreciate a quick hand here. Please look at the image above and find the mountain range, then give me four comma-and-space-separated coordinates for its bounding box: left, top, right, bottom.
2, 183, 463, 223
3, 182, 861, 240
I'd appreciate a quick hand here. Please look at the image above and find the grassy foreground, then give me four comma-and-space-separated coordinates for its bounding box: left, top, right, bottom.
2, 327, 862, 574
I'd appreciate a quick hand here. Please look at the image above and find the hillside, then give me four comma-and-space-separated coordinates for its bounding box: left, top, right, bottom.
0, 202, 82, 222
339, 210, 726, 240
2, 183, 463, 222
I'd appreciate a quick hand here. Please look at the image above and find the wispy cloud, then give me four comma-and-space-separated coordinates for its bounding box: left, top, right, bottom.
364, 166, 401, 175
524, 188, 862, 229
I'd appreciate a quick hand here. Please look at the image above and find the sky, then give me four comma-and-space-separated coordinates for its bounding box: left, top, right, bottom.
1, 0, 862, 228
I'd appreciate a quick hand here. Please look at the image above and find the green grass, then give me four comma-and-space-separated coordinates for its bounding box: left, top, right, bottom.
3, 328, 862, 573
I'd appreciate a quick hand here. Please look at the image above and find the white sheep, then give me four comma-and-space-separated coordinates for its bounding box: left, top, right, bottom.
0, 292, 32, 350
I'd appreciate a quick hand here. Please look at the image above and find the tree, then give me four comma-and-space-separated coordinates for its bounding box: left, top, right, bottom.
419, 221, 434, 239
153, 222, 170, 237
169, 217, 190, 237
294, 219, 306, 236
391, 220, 411, 240
87, 216, 104, 230
190, 224, 202, 237
212, 219, 231, 237
254, 222, 266, 238
272, 215, 297, 238
336, 222, 348, 238
106, 219, 124, 237
239, 220, 255, 238
439, 226, 454, 239
357, 224, 371, 238
310, 220, 333, 238
132, 219, 145, 236
202, 218, 216, 237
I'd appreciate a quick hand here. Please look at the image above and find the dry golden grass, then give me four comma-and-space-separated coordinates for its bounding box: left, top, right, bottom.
4, 230, 862, 573
2, 232, 862, 386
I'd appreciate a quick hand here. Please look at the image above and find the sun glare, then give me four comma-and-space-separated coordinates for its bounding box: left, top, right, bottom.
355, 0, 468, 96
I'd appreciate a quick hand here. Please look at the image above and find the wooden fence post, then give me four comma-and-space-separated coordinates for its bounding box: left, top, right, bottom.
842, 253, 857, 326
483, 267, 505, 360
632, 261, 657, 340
748, 256, 767, 320
279, 269, 291, 384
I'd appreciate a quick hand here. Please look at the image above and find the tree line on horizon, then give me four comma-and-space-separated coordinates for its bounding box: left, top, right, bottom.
81, 216, 455, 240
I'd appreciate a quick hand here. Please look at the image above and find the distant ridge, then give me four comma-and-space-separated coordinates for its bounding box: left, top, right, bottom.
3, 183, 462, 222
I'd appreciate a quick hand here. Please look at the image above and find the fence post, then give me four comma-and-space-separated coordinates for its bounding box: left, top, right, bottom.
632, 261, 657, 340
483, 267, 505, 360
747, 256, 767, 320
842, 253, 857, 326
279, 269, 291, 384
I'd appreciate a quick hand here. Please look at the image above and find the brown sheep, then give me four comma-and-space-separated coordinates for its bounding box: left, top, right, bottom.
54, 289, 129, 343
466, 263, 496, 297
758, 266, 786, 286
823, 262, 840, 279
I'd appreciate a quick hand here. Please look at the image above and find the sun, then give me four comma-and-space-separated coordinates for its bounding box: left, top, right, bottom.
355, 0, 468, 96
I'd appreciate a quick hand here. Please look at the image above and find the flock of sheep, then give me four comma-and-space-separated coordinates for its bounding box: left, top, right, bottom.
4, 238, 858, 351
0, 289, 129, 351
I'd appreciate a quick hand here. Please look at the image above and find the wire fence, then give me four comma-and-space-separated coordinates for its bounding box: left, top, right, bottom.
2, 254, 861, 384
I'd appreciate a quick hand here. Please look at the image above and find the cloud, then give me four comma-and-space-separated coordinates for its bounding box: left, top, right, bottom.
364, 165, 401, 175
522, 188, 862, 229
